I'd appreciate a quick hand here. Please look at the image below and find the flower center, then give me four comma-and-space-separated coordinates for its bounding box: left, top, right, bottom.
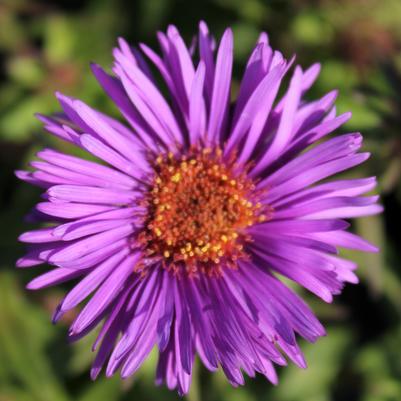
138, 148, 266, 276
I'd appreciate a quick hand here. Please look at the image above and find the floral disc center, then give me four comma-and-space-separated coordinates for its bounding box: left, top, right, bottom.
138, 148, 266, 276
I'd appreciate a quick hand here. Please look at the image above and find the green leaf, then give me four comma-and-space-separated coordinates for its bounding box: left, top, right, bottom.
7, 57, 45, 88
44, 15, 76, 64
271, 328, 353, 401
292, 13, 334, 46
77, 377, 122, 401
0, 271, 70, 401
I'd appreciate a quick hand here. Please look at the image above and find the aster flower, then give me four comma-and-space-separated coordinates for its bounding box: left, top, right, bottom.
17, 22, 382, 395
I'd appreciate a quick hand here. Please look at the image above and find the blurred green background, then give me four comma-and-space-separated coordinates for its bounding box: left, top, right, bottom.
1, 0, 401, 400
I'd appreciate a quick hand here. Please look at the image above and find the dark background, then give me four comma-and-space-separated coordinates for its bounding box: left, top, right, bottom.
0, 0, 400, 400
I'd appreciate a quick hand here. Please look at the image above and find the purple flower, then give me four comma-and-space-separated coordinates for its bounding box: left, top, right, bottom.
17, 22, 382, 395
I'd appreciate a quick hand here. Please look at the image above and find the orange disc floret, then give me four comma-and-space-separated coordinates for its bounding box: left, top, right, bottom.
138, 148, 267, 276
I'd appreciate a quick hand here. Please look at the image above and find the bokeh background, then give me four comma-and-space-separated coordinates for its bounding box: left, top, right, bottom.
1, 0, 401, 400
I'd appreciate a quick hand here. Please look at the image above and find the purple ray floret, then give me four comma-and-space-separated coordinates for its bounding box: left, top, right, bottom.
17, 21, 382, 395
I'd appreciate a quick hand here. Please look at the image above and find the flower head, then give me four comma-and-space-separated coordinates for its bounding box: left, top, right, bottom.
17, 22, 382, 395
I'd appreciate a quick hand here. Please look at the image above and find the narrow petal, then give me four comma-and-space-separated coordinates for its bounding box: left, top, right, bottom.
37, 148, 136, 188
114, 52, 183, 143
19, 228, 58, 244
47, 185, 137, 205
70, 252, 140, 334
27, 267, 84, 290
47, 224, 134, 263
36, 201, 114, 219
189, 61, 206, 144
198, 21, 215, 104
264, 153, 370, 203
207, 28, 233, 143
60, 248, 129, 312
310, 231, 379, 252
226, 63, 286, 156
252, 66, 304, 174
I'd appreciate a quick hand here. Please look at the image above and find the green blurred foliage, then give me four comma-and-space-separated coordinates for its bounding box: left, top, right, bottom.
0, 0, 401, 400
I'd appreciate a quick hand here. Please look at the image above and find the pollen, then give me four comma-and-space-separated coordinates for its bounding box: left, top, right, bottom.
138, 147, 267, 276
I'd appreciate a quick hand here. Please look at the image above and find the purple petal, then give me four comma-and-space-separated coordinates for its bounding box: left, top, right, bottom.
207, 28, 233, 143
37, 148, 136, 188
27, 267, 84, 290
198, 21, 215, 105
60, 248, 130, 312
70, 251, 140, 334
47, 185, 137, 205
189, 61, 206, 144
47, 224, 134, 263
36, 201, 114, 219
